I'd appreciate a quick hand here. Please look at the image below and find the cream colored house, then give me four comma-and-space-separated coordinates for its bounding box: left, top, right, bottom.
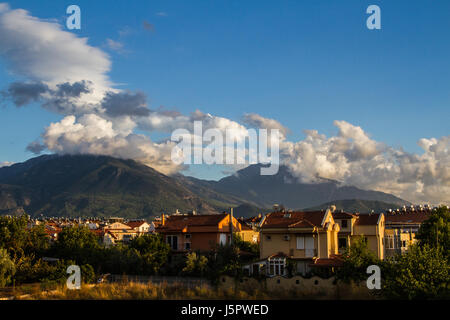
332, 210, 385, 260
255, 208, 341, 276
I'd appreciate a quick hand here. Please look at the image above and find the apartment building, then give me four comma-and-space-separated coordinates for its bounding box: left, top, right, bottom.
384, 206, 432, 257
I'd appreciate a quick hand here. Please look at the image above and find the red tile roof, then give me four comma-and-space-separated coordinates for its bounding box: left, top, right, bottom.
309, 255, 344, 267
261, 211, 327, 229
354, 213, 382, 226
332, 211, 356, 219
126, 221, 148, 229
385, 212, 431, 224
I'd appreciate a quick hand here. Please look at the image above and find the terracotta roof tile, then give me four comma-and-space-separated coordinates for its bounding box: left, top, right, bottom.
354, 213, 381, 226
261, 211, 326, 229
156, 213, 228, 232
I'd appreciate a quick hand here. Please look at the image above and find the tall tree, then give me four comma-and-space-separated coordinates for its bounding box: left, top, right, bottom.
416, 206, 450, 256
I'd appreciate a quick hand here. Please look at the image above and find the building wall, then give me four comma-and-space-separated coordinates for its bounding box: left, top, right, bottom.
260, 231, 325, 259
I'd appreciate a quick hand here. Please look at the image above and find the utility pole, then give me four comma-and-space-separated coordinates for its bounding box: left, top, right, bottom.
229, 207, 234, 245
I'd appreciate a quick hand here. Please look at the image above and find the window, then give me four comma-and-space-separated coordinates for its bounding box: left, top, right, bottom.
219, 233, 227, 245
341, 219, 348, 228
266, 235, 271, 241
268, 258, 286, 276
184, 242, 191, 250
167, 235, 178, 250
185, 234, 191, 240
283, 235, 290, 241
305, 236, 315, 257
296, 236, 304, 249
338, 238, 347, 249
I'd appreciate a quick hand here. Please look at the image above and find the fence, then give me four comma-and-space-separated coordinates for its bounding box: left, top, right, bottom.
219, 275, 373, 299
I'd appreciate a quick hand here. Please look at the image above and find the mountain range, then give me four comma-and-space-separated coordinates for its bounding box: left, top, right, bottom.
0, 155, 409, 218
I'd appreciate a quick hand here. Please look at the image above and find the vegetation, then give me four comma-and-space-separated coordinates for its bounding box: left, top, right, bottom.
381, 245, 449, 299
0, 248, 15, 287
416, 206, 449, 257
337, 236, 380, 283
380, 206, 450, 299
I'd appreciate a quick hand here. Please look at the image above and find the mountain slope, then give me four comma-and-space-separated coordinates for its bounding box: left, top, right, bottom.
0, 155, 216, 218
184, 164, 409, 210
0, 156, 410, 219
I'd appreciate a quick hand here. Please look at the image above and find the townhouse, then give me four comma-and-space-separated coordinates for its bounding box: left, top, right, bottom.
247, 206, 385, 277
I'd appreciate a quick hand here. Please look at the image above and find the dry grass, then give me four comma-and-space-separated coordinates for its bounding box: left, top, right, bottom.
13, 282, 283, 300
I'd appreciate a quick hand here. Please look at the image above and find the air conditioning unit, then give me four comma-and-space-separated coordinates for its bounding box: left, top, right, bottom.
284, 235, 290, 241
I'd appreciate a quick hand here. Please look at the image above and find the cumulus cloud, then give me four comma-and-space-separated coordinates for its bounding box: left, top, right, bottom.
281, 121, 450, 204
0, 5, 111, 102
40, 114, 182, 174
102, 91, 150, 117
243, 113, 289, 137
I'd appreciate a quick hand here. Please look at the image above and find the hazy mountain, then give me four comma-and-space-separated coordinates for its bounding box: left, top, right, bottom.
0, 156, 409, 219
185, 164, 409, 210
302, 199, 403, 214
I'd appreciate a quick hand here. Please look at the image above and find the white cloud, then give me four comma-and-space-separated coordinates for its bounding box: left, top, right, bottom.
0, 161, 14, 167
105, 39, 124, 52
0, 5, 111, 104
281, 121, 450, 205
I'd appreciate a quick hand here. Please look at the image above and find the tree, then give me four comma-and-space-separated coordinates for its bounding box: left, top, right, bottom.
337, 236, 380, 283
382, 244, 450, 299
0, 248, 15, 287
52, 226, 101, 265
207, 244, 242, 280
129, 234, 170, 275
182, 252, 208, 277
416, 206, 450, 257
233, 233, 259, 257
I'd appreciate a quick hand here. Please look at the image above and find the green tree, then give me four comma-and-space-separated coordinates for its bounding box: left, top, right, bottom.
207, 244, 242, 279
52, 226, 101, 265
129, 234, 170, 274
233, 233, 259, 257
182, 252, 208, 277
0, 248, 16, 287
416, 206, 450, 257
81, 264, 96, 284
337, 236, 380, 283
382, 245, 450, 299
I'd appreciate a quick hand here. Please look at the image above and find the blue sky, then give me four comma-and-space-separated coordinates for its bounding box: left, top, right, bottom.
0, 1, 449, 193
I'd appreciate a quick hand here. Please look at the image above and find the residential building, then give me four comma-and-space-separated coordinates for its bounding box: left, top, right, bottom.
383, 206, 432, 257
255, 208, 341, 276
155, 212, 258, 252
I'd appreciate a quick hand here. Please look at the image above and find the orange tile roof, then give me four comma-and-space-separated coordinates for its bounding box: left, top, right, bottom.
156, 213, 228, 232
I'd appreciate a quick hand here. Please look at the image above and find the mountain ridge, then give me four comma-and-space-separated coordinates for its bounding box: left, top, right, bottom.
0, 155, 410, 218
